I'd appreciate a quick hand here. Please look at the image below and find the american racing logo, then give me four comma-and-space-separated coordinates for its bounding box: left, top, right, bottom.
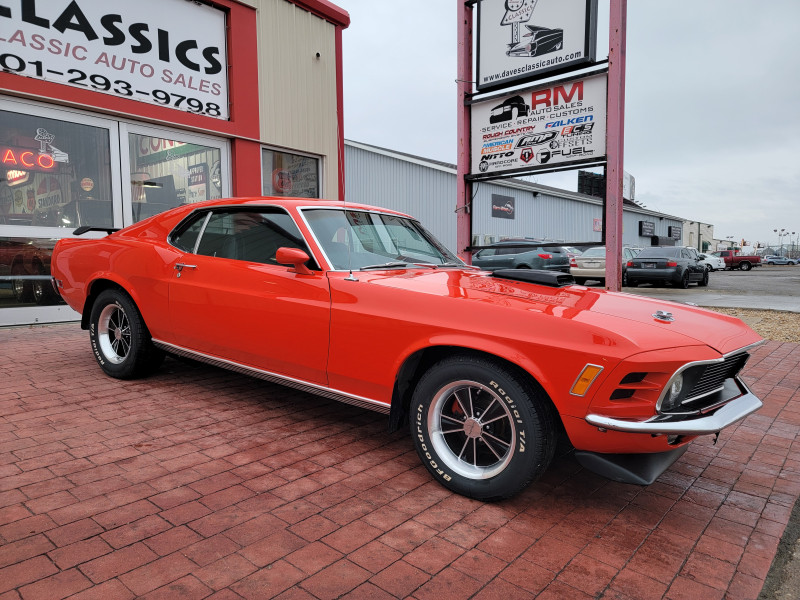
515, 131, 558, 148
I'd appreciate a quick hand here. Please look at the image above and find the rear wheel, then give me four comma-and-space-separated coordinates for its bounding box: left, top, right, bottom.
11, 264, 33, 303
740, 261, 752, 271
410, 355, 556, 501
678, 271, 690, 289
89, 289, 164, 379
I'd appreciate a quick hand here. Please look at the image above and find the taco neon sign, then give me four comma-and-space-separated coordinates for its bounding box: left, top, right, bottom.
1, 147, 56, 171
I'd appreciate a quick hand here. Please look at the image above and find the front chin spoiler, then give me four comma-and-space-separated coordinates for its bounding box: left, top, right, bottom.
585, 392, 762, 436
575, 446, 689, 485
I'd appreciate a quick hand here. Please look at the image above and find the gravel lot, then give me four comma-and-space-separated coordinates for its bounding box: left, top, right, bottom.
707, 307, 800, 343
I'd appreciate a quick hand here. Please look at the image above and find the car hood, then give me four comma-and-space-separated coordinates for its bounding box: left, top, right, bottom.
362, 269, 761, 356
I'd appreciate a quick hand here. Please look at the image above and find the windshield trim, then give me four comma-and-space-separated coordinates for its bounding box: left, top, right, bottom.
296, 206, 462, 272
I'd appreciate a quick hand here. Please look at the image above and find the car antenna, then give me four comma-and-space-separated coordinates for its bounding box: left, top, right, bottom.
342, 181, 358, 282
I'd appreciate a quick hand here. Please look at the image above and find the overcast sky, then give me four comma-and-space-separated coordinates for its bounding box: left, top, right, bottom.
336, 0, 800, 250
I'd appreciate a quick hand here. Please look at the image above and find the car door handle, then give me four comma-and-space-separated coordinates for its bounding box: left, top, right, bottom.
174, 263, 197, 277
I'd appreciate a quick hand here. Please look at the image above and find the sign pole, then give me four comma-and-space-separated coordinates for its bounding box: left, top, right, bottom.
456, 0, 473, 263
604, 0, 627, 291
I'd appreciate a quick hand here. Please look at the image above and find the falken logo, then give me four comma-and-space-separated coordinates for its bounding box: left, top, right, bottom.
515, 131, 558, 148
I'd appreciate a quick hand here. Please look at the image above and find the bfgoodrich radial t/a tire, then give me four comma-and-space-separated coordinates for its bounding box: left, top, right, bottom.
89, 289, 164, 379
410, 355, 556, 501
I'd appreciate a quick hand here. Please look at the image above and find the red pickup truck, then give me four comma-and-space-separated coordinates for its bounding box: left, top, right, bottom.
712, 250, 762, 271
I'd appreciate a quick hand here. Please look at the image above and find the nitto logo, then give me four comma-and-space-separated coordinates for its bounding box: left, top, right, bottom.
515, 131, 558, 148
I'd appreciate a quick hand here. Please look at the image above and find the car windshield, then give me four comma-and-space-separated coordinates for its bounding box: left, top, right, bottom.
637, 247, 681, 258
303, 208, 462, 270
581, 247, 605, 257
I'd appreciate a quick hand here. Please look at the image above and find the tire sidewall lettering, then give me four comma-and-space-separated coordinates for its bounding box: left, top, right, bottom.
415, 401, 453, 483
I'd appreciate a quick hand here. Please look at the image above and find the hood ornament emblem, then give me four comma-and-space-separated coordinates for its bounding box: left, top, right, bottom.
653, 310, 674, 322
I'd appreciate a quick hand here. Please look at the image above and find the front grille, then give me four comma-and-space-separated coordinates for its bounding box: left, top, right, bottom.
659, 352, 751, 415
685, 353, 749, 402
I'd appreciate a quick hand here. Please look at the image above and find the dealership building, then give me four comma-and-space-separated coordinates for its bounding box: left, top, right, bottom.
0, 0, 349, 326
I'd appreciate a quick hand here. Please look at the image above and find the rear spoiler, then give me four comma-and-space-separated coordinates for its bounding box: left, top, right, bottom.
73, 226, 120, 236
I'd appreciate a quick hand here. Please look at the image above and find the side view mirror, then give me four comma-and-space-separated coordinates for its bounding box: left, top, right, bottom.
276, 247, 313, 275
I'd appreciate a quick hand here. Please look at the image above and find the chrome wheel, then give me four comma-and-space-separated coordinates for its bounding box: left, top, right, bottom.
97, 303, 131, 364
428, 380, 515, 480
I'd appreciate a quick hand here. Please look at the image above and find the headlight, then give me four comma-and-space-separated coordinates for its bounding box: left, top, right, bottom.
661, 373, 684, 412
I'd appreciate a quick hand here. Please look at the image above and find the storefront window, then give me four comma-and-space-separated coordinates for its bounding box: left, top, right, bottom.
0, 237, 64, 307
129, 134, 223, 222
0, 110, 113, 229
262, 149, 320, 198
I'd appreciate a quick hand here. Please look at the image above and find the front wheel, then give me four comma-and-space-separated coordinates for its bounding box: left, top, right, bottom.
698, 269, 709, 287
89, 289, 164, 379
410, 355, 556, 501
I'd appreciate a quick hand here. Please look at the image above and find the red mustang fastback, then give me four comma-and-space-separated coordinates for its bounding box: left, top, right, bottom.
51, 197, 763, 500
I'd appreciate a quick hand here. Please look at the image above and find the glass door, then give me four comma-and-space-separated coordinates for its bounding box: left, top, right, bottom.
120, 123, 231, 227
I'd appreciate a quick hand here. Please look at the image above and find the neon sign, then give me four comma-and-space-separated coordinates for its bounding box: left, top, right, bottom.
1, 147, 57, 171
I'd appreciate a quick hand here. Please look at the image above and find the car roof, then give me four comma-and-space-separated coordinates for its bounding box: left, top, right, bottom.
173, 196, 413, 219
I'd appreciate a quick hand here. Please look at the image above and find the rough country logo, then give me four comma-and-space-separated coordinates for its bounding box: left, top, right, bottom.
515, 131, 558, 148
501, 0, 564, 59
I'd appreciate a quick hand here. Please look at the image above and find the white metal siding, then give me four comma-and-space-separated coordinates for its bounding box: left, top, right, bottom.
345, 145, 458, 250
344, 142, 686, 252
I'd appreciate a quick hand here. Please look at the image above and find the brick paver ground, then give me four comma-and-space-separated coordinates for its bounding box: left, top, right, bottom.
1, 323, 798, 600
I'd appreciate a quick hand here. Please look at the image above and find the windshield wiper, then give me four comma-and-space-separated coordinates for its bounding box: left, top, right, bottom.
359, 261, 410, 270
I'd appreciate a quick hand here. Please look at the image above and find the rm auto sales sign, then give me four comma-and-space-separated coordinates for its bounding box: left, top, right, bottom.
0, 0, 229, 119
470, 72, 606, 177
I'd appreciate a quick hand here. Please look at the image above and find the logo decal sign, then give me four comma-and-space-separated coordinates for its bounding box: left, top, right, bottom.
477, 0, 597, 92
0, 0, 229, 119
470, 72, 607, 176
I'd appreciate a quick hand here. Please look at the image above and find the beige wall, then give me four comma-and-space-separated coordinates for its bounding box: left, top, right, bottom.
252, 0, 341, 199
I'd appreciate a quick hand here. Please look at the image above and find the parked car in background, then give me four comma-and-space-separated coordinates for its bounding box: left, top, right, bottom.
0, 239, 61, 304
697, 252, 725, 271
626, 246, 709, 288
472, 239, 570, 273
570, 246, 638, 286
763, 255, 798, 265
50, 196, 764, 501
562, 246, 584, 259
712, 250, 761, 271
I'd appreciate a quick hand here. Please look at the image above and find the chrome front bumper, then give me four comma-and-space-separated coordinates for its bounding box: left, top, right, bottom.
585, 392, 762, 436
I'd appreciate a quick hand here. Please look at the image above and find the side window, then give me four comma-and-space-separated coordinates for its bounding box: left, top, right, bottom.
196, 209, 315, 267
171, 212, 209, 253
